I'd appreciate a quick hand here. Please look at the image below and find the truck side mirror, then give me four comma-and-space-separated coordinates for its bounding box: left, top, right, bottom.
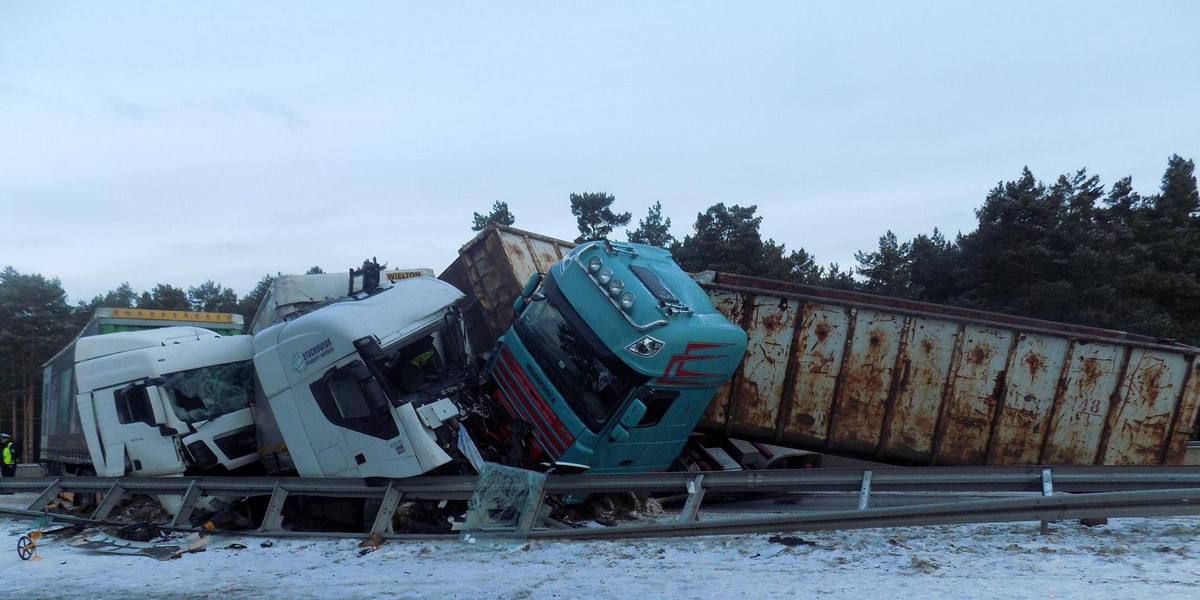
520, 272, 543, 298
619, 399, 647, 428
513, 273, 545, 314
609, 424, 630, 442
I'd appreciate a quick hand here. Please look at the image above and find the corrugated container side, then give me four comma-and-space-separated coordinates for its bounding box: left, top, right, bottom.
1040, 343, 1125, 464
441, 225, 575, 353
698, 271, 1200, 467
1164, 359, 1200, 464
878, 317, 958, 462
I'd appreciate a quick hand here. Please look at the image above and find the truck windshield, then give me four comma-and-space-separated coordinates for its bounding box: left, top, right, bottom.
160, 360, 255, 424
368, 318, 467, 405
513, 276, 646, 429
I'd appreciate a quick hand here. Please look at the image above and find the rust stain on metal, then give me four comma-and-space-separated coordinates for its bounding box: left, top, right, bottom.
828, 312, 901, 452
986, 335, 1069, 465
727, 297, 798, 434
761, 312, 783, 333
1099, 351, 1188, 465
501, 238, 529, 265
815, 323, 830, 342
932, 328, 1012, 464
780, 306, 850, 443
879, 319, 957, 462
1080, 356, 1103, 390
1023, 352, 1046, 378
967, 344, 991, 366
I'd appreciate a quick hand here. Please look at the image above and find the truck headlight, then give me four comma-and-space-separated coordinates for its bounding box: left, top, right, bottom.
618, 291, 636, 310
607, 279, 624, 297
588, 256, 603, 273
597, 266, 614, 284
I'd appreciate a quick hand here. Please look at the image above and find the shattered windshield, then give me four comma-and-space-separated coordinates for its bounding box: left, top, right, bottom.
513, 276, 646, 429
370, 321, 467, 404
160, 360, 255, 424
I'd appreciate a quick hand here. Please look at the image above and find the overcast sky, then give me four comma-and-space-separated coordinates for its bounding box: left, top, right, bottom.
2, 1, 1198, 304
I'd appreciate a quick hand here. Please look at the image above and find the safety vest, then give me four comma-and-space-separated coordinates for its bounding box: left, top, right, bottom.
1, 442, 12, 465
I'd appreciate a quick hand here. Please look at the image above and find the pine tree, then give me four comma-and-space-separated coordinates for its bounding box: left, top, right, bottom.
187, 281, 239, 313
472, 201, 516, 231
137, 283, 190, 311
855, 231, 914, 298
671, 203, 767, 274
569, 192, 630, 242
627, 202, 675, 248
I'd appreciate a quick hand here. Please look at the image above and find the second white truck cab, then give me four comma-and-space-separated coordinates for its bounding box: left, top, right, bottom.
252, 277, 468, 479
73, 327, 260, 479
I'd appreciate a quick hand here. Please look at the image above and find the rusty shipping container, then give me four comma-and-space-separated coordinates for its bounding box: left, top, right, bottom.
697, 271, 1200, 467
440, 225, 576, 354
444, 226, 1200, 467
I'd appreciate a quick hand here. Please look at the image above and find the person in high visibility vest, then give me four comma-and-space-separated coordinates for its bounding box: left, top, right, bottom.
0, 433, 14, 479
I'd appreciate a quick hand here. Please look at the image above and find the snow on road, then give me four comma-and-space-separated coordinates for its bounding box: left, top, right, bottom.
3, 492, 1199, 600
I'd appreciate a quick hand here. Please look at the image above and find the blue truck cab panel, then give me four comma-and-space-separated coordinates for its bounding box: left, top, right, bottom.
488, 240, 747, 473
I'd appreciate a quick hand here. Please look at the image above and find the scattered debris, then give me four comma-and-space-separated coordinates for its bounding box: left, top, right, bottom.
888, 538, 911, 549
112, 495, 170, 524
357, 532, 385, 556
768, 535, 817, 547
261, 540, 274, 548
40, 524, 87, 538
1080, 517, 1109, 527
553, 493, 662, 527
68, 532, 209, 561
225, 543, 247, 550
115, 522, 163, 542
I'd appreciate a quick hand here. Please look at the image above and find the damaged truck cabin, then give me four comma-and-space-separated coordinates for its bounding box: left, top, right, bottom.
73, 327, 259, 479
251, 276, 469, 479
41, 308, 253, 478
483, 240, 747, 473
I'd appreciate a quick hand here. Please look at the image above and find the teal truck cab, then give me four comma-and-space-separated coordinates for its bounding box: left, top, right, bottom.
486, 240, 747, 474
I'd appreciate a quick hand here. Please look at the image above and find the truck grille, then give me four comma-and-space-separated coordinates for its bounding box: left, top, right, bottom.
492, 347, 575, 459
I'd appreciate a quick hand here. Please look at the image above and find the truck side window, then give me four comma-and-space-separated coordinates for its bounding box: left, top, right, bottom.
115, 385, 155, 426
310, 360, 399, 441
635, 390, 679, 428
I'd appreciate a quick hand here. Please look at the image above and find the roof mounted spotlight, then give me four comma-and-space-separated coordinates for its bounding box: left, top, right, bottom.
618, 291, 636, 310
607, 279, 625, 297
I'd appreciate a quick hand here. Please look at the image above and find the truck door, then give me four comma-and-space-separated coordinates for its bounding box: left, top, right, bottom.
596, 388, 683, 471
105, 383, 186, 476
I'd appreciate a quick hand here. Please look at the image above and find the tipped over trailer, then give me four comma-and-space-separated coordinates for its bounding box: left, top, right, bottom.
445, 226, 1200, 470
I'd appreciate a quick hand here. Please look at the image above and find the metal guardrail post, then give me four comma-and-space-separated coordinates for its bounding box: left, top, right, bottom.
91, 481, 125, 521
858, 471, 873, 510
370, 483, 404, 535
678, 474, 707, 523
26, 478, 63, 513
170, 480, 203, 528
1039, 468, 1054, 535
259, 483, 289, 533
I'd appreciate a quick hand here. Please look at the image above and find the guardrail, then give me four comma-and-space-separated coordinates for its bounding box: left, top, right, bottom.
3, 465, 1200, 540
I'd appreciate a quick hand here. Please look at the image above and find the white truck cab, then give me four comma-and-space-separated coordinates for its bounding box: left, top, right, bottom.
252, 277, 467, 479
73, 327, 260, 479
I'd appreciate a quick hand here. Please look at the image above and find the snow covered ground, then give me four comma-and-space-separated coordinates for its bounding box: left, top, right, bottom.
3, 491, 1200, 600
